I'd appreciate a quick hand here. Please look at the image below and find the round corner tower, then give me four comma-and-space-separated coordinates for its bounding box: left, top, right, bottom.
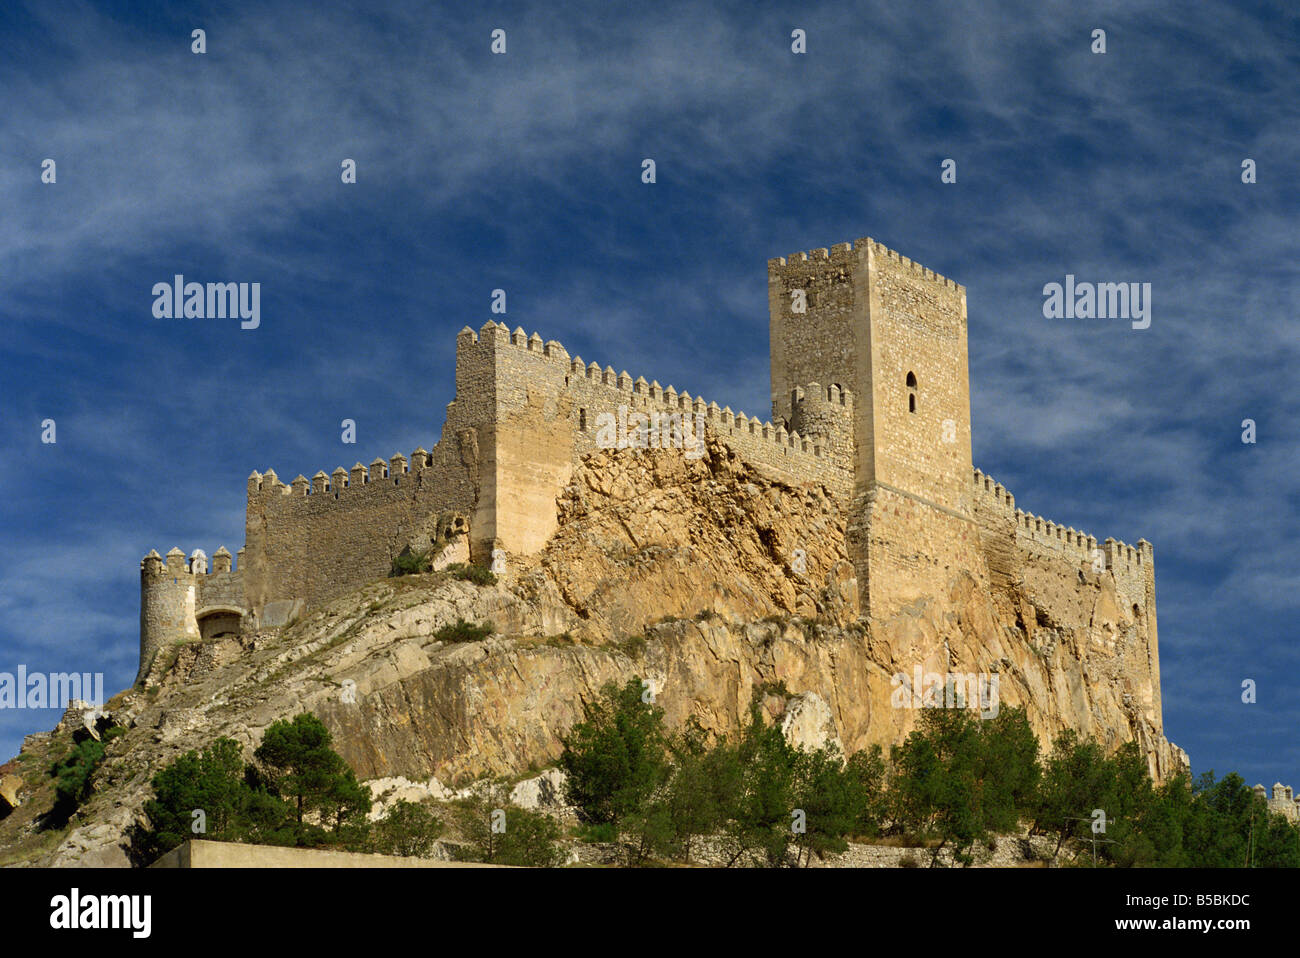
138, 547, 199, 682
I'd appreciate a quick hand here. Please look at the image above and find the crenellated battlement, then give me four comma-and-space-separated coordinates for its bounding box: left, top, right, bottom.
457, 318, 843, 473
247, 445, 438, 502
138, 544, 246, 683
970, 467, 1155, 607
141, 546, 240, 576
768, 237, 965, 292
458, 321, 572, 363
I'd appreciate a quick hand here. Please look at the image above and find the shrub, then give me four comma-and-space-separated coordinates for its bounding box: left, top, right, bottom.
390, 550, 430, 577
560, 678, 669, 828
373, 799, 444, 857
47, 738, 107, 825
131, 737, 251, 864
445, 562, 497, 586
128, 715, 373, 864
432, 619, 493, 643
456, 784, 565, 867
574, 822, 619, 843
253, 713, 372, 849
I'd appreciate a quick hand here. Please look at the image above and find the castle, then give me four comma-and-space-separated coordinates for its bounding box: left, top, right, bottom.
138, 235, 1162, 734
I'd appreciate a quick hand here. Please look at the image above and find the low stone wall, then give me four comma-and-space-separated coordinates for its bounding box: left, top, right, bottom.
150, 839, 501, 868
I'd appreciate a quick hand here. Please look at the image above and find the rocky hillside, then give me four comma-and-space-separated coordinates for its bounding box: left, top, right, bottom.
0, 437, 1186, 866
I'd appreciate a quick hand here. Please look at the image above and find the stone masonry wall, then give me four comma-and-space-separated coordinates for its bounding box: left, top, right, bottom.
771, 239, 977, 624
237, 318, 859, 629
241, 444, 477, 621
970, 466, 1161, 725
463, 321, 856, 501
971, 467, 1154, 611
138, 548, 247, 682
866, 242, 972, 513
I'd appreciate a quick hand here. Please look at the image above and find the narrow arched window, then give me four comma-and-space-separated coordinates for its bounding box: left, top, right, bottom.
906, 371, 917, 413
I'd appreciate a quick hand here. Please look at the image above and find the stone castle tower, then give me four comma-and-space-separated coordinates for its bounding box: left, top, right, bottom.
138, 235, 1161, 746
769, 239, 979, 616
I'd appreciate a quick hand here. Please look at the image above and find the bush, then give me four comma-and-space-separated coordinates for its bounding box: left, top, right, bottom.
390, 550, 430, 577
456, 785, 564, 867
131, 737, 251, 864
129, 715, 374, 864
432, 619, 493, 643
495, 807, 565, 867
889, 706, 1040, 867
560, 678, 669, 828
47, 738, 107, 825
373, 799, 444, 857
574, 822, 619, 843
252, 713, 372, 849
445, 562, 497, 586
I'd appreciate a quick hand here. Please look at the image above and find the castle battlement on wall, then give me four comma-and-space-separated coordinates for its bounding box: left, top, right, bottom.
972, 468, 1151, 567
456, 320, 848, 467
247, 449, 439, 499
970, 467, 1154, 607
768, 237, 966, 292
140, 546, 241, 576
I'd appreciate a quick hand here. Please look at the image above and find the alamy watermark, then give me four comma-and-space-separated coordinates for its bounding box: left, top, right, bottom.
593, 405, 706, 460
152, 275, 260, 329
890, 666, 999, 718
1042, 275, 1150, 329
0, 667, 104, 709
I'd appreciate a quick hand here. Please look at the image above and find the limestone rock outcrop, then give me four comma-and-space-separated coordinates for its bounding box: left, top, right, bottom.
1, 440, 1184, 866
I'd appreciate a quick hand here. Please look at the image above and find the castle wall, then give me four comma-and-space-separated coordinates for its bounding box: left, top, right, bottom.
970, 467, 1155, 611
463, 324, 574, 557
768, 245, 860, 425
232, 319, 858, 628
466, 322, 857, 506
1261, 784, 1300, 823
971, 467, 1162, 732
970, 472, 1019, 590
771, 238, 976, 621
850, 485, 990, 616
242, 444, 477, 619
139, 554, 198, 682
235, 328, 501, 619
199, 569, 245, 612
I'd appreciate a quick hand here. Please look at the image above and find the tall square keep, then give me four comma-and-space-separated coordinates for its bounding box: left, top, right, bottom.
769, 239, 982, 618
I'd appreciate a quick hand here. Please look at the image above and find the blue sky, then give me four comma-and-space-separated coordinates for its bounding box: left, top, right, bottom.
1, 0, 1297, 786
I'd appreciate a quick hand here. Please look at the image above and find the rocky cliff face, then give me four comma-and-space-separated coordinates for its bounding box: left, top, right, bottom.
0, 438, 1185, 866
